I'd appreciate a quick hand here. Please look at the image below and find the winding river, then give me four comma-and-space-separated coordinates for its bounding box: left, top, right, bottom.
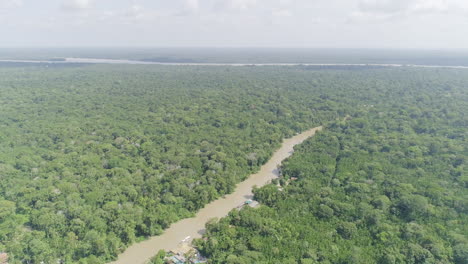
110, 126, 322, 264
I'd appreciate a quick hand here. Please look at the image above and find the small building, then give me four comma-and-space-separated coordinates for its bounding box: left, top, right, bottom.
167, 242, 207, 264
168, 255, 186, 264
245, 199, 259, 208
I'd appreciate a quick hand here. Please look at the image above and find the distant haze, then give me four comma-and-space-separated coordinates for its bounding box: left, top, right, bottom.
1, 0, 468, 49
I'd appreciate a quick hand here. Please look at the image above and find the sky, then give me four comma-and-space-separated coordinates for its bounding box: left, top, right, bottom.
0, 0, 468, 49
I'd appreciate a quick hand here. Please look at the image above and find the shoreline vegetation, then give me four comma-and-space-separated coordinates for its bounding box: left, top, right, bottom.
111, 127, 322, 264
193, 73, 468, 263
0, 64, 466, 264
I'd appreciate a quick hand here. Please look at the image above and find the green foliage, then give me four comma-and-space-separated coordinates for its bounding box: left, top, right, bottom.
1, 64, 467, 263
148, 250, 165, 264
0, 64, 338, 263
197, 69, 468, 263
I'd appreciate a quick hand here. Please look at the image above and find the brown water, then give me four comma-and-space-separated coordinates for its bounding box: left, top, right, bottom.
110, 126, 323, 264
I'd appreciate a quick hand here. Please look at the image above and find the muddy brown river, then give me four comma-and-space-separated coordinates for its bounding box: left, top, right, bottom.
110, 126, 322, 264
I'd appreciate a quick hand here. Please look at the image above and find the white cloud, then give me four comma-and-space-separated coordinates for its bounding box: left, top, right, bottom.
348, 11, 399, 23
61, 0, 93, 11
412, 0, 450, 12
2, 0, 468, 49
214, 0, 258, 12
95, 4, 159, 24
272, 8, 292, 17
173, 0, 200, 16
411, 0, 468, 14
358, 0, 411, 15
0, 0, 22, 9
126, 5, 144, 18
353, 0, 468, 22
185, 0, 199, 10
278, 0, 293, 5
230, 0, 258, 10
172, 0, 295, 17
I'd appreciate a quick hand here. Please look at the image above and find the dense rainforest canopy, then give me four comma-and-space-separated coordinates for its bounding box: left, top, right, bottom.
197, 69, 468, 264
0, 63, 466, 263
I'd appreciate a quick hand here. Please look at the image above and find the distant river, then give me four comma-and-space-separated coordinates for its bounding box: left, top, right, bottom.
1, 58, 468, 68
109, 126, 322, 264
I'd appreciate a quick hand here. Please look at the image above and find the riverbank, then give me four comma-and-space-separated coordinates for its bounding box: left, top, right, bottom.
109, 126, 323, 264
1, 58, 468, 69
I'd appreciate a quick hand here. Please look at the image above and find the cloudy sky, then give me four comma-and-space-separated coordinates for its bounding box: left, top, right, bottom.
1, 0, 468, 49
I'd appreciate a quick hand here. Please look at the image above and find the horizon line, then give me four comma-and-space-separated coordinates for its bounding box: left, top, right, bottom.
1, 46, 468, 52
